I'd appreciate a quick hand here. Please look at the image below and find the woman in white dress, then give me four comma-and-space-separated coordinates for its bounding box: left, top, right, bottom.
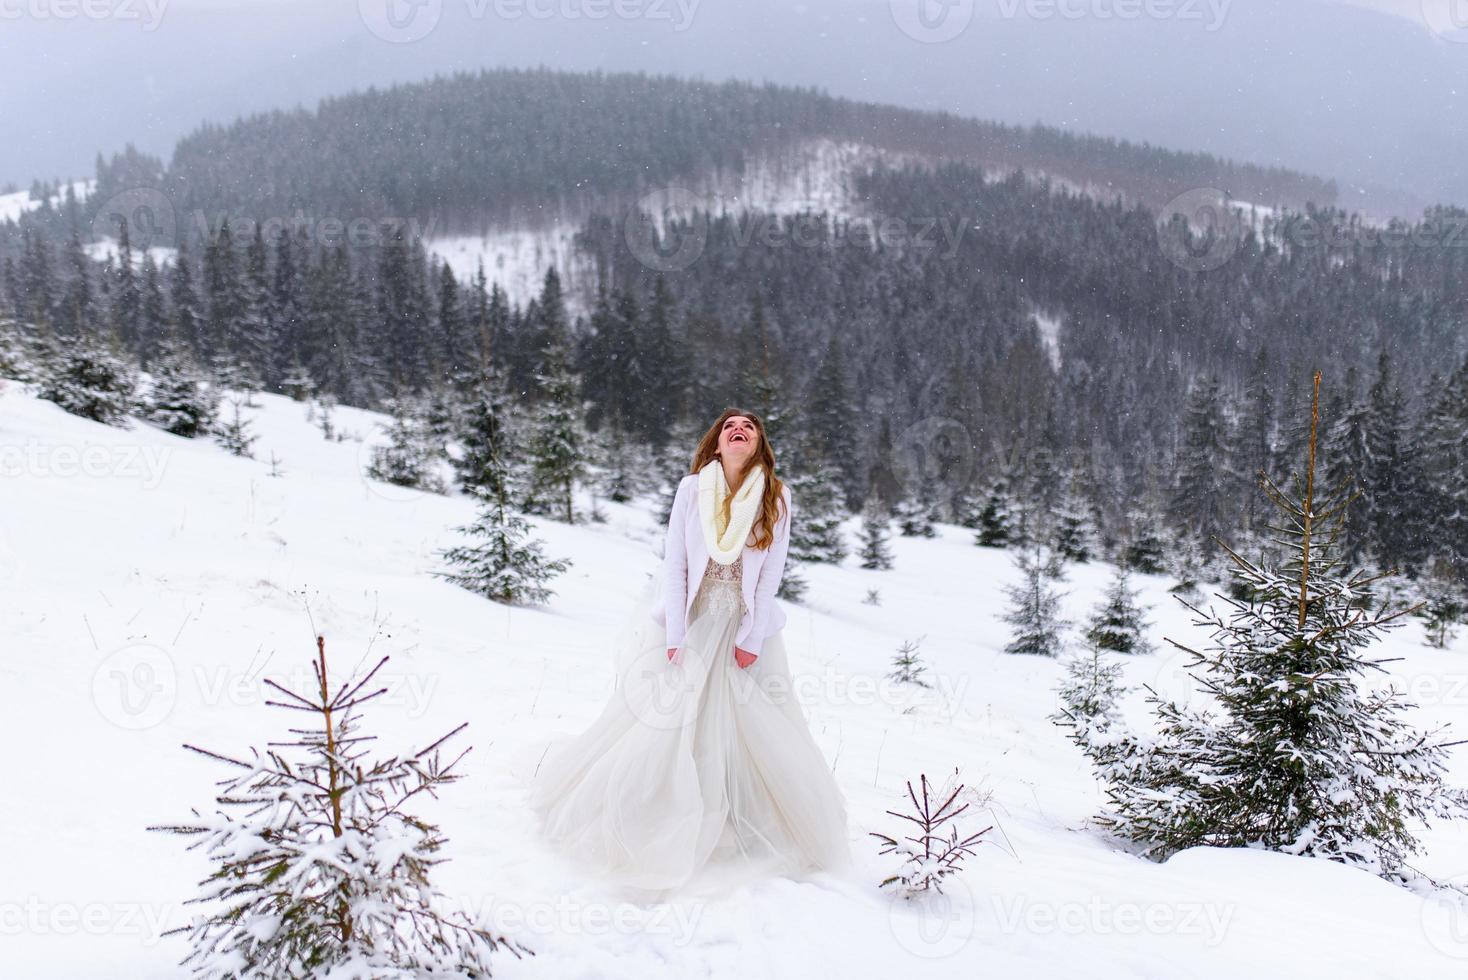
528, 408, 852, 896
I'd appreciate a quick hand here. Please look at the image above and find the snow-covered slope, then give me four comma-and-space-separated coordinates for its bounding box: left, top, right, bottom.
430, 138, 931, 310
0, 179, 92, 223
3, 380, 1467, 978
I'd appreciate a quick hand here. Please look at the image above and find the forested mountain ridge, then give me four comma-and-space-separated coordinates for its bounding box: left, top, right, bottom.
3, 68, 1466, 588
91, 68, 1337, 233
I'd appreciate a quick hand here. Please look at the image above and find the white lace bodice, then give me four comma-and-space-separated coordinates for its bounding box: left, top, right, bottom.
695, 555, 747, 619
702, 554, 743, 585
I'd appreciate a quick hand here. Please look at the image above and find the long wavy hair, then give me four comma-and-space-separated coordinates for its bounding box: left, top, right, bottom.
689, 407, 787, 550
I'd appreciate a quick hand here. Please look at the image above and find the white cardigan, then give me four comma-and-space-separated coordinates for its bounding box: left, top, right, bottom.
652, 473, 792, 655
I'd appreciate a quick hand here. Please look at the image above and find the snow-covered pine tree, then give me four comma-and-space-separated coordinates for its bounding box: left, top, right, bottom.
1235, 347, 1279, 535
1416, 566, 1464, 650
1168, 373, 1235, 559
1084, 565, 1152, 654
786, 453, 848, 565
1122, 506, 1169, 575
36, 330, 137, 426
312, 394, 337, 441
776, 562, 808, 603
210, 354, 263, 407
593, 423, 641, 504
522, 338, 584, 523
807, 333, 859, 501
1050, 484, 1096, 563
865, 416, 903, 515
453, 372, 516, 497
859, 497, 895, 570
278, 361, 316, 402
1421, 358, 1468, 580
870, 770, 991, 898
438, 484, 571, 606
367, 397, 446, 493
888, 638, 931, 687
1050, 641, 1125, 732
150, 637, 530, 977
973, 477, 1013, 548
1069, 372, 1468, 887
1002, 545, 1069, 656
145, 338, 216, 438
652, 442, 687, 530
1166, 534, 1206, 598
1321, 365, 1372, 567
949, 488, 981, 530
419, 384, 458, 457
214, 397, 257, 458
0, 317, 37, 381
893, 492, 937, 538
1365, 351, 1431, 576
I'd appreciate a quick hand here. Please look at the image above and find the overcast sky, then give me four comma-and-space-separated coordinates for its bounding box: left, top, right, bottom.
4, 0, 1465, 216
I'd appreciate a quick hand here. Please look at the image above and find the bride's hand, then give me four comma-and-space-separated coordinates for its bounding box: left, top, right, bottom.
734, 647, 758, 670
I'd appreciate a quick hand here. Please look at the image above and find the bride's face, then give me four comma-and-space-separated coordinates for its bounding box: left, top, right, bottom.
717, 415, 760, 466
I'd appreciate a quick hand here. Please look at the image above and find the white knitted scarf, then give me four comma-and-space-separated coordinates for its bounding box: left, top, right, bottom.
697, 458, 766, 564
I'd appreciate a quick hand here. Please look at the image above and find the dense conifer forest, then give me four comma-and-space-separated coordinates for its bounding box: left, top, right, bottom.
3, 68, 1465, 587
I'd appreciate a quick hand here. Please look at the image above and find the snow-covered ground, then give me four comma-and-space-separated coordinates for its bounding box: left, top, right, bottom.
0, 179, 93, 223
3, 380, 1468, 978
82, 239, 179, 271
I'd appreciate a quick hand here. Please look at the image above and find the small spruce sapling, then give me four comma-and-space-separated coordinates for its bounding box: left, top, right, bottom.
888, 637, 932, 688
214, 397, 258, 458
150, 636, 530, 977
1084, 566, 1152, 655
871, 770, 991, 898
1051, 641, 1125, 733
859, 497, 895, 570
1002, 546, 1069, 657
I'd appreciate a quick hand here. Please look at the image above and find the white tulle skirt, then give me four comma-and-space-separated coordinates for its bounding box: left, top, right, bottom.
527, 569, 852, 897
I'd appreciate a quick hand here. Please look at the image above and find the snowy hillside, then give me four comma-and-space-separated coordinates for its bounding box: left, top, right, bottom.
4, 380, 1468, 978
428, 137, 1144, 311
0, 179, 91, 224
429, 138, 925, 310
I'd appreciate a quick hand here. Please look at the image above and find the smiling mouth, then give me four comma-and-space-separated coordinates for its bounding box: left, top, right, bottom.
730, 432, 749, 444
